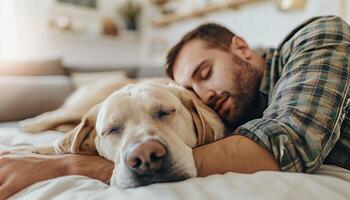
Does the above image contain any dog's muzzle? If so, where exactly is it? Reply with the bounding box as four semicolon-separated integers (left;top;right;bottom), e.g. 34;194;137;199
123;139;189;187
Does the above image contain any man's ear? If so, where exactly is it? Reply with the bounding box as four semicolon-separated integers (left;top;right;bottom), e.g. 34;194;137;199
168;84;224;146
53;105;100;154
230;36;252;60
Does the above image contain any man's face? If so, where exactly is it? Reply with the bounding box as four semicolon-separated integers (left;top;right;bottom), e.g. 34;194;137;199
172;39;259;127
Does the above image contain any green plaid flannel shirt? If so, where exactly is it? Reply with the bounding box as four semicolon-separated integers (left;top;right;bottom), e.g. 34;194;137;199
236;16;350;173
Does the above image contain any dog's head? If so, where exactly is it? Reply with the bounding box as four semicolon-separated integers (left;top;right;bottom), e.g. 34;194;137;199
58;82;225;188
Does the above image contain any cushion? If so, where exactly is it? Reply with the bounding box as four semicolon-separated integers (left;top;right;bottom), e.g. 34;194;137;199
70;70;127;87
0;58;68;76
136;66;166;78
0;75;74;122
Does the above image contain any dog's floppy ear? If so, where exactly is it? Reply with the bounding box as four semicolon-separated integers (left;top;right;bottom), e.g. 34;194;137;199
180;90;215;145
53;105;100;154
167;84;224;146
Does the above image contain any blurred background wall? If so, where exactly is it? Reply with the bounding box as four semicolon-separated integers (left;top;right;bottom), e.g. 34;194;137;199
0;0;348;69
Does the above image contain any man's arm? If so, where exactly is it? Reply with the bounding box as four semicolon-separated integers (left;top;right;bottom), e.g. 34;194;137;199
0;153;113;200
193;135;280;177
0;135;278;200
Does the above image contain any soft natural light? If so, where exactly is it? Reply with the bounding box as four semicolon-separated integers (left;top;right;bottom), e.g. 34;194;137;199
0;0;18;60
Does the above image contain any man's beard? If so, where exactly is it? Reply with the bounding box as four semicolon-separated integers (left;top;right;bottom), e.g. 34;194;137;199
218;55;260;128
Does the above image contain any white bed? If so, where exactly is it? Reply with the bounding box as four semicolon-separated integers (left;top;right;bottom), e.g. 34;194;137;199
1;122;350;200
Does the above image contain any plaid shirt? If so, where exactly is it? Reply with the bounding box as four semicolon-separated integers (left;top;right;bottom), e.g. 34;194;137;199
236;16;350;173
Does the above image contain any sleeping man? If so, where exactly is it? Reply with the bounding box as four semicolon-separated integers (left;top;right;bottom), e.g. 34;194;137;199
0;15;349;199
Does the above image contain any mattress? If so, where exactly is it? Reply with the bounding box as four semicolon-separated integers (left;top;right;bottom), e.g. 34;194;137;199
1;122;350;200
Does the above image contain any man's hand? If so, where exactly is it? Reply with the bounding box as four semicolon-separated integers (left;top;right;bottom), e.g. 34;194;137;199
0;152;114;200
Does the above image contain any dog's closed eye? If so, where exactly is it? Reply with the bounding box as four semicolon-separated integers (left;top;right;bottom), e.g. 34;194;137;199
157;108;176;119
106;126;124;135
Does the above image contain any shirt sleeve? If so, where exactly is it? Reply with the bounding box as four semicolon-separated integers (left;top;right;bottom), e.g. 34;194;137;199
236;16;350;173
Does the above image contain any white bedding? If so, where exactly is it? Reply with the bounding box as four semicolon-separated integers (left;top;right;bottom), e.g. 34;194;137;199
1;122;350;200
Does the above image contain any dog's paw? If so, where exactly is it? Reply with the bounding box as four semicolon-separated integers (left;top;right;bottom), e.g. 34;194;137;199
6;146;37;153
18;118;45;133
5;146;57;155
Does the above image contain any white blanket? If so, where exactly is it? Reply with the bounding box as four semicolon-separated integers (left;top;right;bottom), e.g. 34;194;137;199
1;123;350;200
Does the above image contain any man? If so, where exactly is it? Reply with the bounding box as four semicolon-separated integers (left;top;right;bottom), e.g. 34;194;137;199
0;15;349;199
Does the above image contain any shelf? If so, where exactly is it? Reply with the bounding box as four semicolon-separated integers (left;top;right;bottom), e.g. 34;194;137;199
48;29;140;44
152;0;268;27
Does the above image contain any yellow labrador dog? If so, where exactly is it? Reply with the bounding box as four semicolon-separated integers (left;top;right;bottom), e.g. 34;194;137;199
15;78;225;188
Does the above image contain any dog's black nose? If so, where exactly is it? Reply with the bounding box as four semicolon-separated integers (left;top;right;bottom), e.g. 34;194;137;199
125;140;168;176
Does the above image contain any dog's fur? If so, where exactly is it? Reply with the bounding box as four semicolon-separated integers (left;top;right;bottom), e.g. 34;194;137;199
15;77;226;188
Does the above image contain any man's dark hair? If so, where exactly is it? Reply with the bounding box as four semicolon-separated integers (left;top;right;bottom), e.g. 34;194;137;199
165;23;236;79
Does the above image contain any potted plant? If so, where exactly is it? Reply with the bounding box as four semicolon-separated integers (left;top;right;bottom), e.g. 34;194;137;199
118;0;142;31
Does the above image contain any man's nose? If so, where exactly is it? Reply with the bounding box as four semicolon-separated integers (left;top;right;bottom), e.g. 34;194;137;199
125;140;168;176
193;84;216;105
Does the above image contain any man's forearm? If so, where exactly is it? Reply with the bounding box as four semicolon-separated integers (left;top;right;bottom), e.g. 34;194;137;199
193;135;280;177
62;154;114;183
